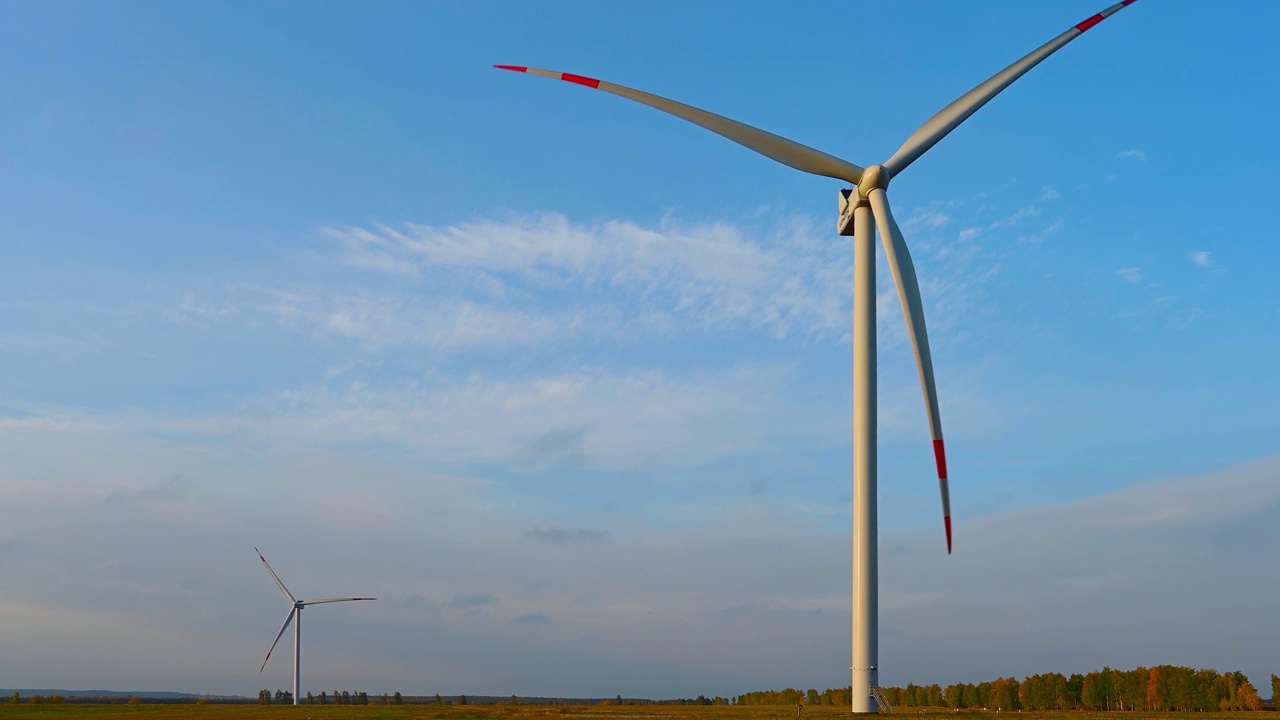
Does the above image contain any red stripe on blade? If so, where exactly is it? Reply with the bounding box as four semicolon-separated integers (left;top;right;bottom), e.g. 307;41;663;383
493;65;528;72
945;516;953;555
1122;0;1138;5
932;438;948;479
561;73;601;89
1076;14;1105;32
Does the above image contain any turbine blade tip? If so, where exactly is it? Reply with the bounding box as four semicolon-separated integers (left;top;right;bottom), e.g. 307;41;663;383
945;516;953;554
932;438;948;480
494;65;527;72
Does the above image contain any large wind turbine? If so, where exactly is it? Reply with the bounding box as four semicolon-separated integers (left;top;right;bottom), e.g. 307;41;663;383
496;1;1138;712
255;547;375;706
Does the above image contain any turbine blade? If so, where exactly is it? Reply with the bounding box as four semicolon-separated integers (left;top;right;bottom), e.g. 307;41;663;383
254;547;296;603
300;597;376;606
495;65;864;185
260;608;296;672
883;0;1140;177
866;189;952;554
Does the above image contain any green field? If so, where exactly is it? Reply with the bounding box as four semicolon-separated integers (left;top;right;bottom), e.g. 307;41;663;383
0;706;1272;720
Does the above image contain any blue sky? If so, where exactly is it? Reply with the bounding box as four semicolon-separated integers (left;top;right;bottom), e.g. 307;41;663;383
2;0;1279;699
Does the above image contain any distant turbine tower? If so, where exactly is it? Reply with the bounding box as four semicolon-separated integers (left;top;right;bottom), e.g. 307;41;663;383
496;0;1139;712
255;547;375;705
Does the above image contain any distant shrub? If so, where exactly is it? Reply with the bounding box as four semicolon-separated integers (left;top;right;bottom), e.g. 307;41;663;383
49;696;66;704
128;697;143;705
28;696;45;705
196;699;212;706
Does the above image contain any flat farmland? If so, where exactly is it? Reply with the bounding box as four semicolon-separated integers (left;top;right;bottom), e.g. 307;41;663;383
0;707;1271;720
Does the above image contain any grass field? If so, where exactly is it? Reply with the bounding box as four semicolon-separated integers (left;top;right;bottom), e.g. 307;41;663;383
0;706;1272;720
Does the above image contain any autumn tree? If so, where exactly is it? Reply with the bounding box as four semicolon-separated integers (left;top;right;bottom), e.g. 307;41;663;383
1272;675;1280;706
1239;680;1263;710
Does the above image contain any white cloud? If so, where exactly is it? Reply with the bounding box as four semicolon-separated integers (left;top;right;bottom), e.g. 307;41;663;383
1190;251;1216;269
1117;267;1144;284
321;214;854;343
1040;186;1062;200
196;363;841;471
988;206;1041;230
958;227;982;242
1117;149;1148;162
1019;218;1065;245
902;207;952;233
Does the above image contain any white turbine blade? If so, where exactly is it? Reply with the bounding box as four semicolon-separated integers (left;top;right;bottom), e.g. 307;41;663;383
883;0;1140;177
495;65;865;185
300;597;376;606
254;547;296;602
260;608;296;672
866;189;952;554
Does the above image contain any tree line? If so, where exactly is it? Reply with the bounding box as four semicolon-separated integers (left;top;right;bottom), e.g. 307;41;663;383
739;666;1275;711
256;690;404;705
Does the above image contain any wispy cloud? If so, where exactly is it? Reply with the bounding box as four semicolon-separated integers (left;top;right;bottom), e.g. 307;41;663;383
446;592;499;609
523;526;612;546
321;214;854;343
1117;149;1148;162
988;206;1041;230
1190;251;1216;270
1040;187;1061;201
1116;267;1144;284
1019;218;1064;245
508;611;553;626
104;474;192;505
213;363;836;470
902;206;952;233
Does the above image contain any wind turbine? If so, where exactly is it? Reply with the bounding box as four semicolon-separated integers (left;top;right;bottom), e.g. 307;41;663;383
496;1;1141;712
255;547;375;706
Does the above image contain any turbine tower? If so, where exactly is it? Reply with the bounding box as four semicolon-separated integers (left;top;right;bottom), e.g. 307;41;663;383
255;547;375;705
496;1;1139;712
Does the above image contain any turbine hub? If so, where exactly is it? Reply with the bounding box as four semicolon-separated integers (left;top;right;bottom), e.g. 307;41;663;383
856;164;890;196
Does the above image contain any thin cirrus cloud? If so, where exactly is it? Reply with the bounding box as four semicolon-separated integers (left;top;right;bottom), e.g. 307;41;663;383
1190;251;1217;269
1116;267;1144;284
523;526;612;546
322;213;853;342
219;363;831;470
1116;149;1148;162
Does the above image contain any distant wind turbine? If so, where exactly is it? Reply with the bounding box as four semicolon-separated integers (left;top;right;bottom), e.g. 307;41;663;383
496;0;1140;712
255;547;375;706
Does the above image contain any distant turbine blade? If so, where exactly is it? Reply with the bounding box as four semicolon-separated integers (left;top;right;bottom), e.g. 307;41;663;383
495;65;865;185
300;597;376;606
866;189;952;554
254;547;296;602
260;608;296;672
883;0;1140;177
